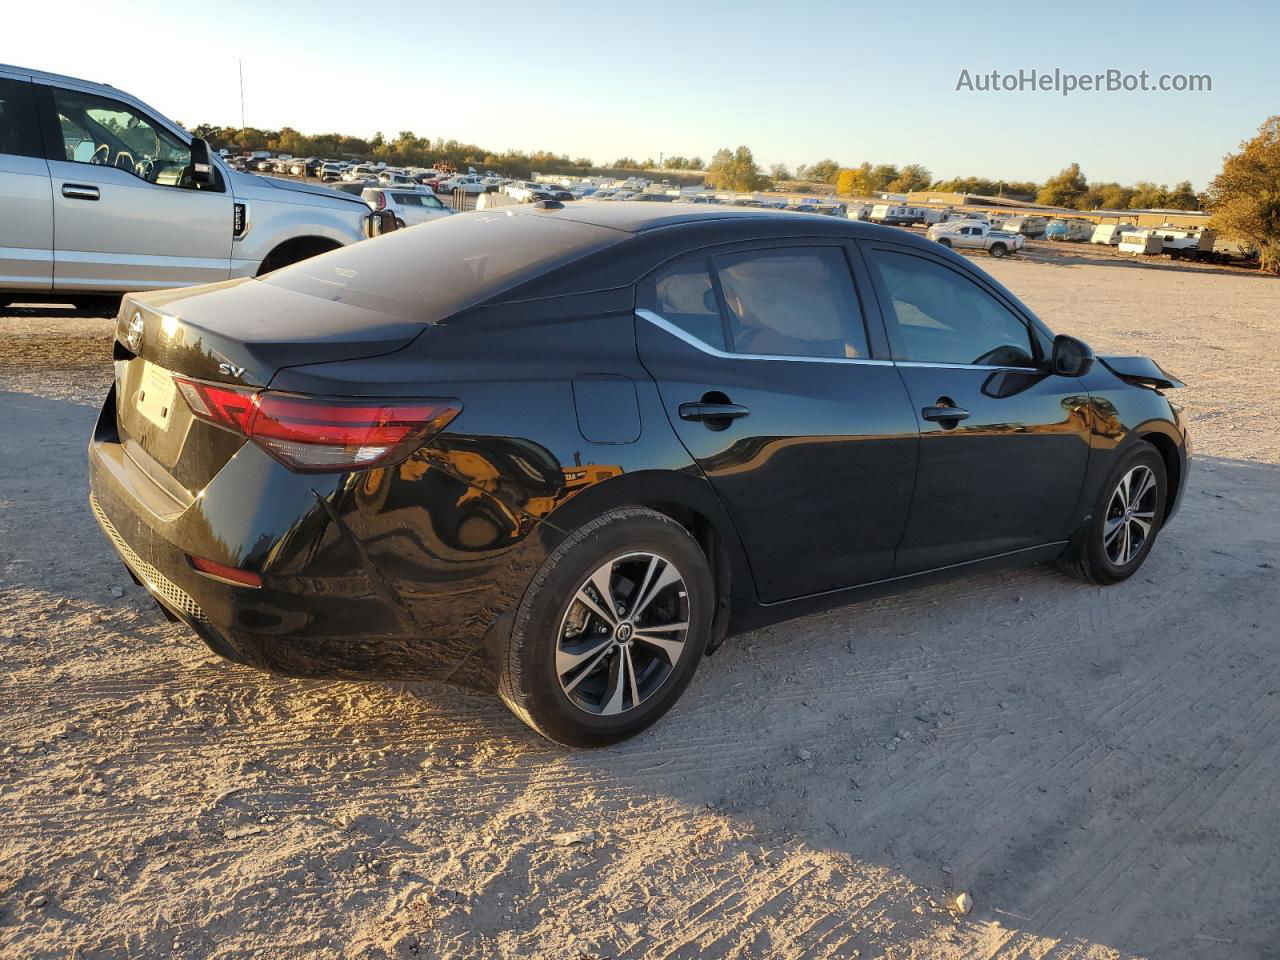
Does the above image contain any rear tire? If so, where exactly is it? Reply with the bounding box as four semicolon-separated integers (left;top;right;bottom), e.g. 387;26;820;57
498;507;713;747
990;243;1007;258
1059;441;1167;585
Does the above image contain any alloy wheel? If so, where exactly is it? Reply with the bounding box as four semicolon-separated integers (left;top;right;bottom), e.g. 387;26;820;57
555;552;690;716
1103;465;1158;566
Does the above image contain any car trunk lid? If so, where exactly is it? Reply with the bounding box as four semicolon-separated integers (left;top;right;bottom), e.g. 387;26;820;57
111;277;424;496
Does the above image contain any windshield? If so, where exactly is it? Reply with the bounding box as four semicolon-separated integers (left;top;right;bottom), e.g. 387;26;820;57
262;210;625;321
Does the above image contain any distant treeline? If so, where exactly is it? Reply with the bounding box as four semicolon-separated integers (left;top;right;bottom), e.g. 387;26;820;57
788;159;1202;211
190;123;1202;211
187;124;706;180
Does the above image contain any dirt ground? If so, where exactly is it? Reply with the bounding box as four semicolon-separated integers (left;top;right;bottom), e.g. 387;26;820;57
1;248;1278;960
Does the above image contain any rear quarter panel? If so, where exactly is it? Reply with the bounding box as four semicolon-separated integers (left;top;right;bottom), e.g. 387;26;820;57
270;304;749;687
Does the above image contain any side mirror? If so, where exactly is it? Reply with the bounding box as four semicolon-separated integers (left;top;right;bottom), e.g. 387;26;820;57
363;209;397;238
190;137;215;187
1051;334;1094;377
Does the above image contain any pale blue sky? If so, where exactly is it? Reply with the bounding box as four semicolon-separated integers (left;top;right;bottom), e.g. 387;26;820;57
4;0;1272;189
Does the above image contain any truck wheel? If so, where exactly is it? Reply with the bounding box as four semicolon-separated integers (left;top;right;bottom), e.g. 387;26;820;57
394;218;406;230
937;238;952;249
990;243;1007;258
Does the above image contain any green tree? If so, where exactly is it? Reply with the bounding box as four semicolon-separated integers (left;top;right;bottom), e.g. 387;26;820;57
1207;115;1280;272
887;163;932;192
1128;182;1169;209
868;164;900;192
1089;182;1135;209
706;146;767;191
770;162;793;182
1166;180;1199;210
1036;163;1088;207
799;158;841;183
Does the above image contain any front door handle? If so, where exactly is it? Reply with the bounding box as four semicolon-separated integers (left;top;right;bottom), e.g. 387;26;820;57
679;401;750;423
62;184;100;201
921;404;971;423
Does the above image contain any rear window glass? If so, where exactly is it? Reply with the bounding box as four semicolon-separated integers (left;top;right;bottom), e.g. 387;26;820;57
262;210;623;321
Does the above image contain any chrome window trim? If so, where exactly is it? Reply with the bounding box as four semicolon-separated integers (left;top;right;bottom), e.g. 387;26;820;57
635;308;894;367
896;360;1043;373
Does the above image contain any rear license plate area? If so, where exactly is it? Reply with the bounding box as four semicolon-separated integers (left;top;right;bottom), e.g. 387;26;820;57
136;361;177;430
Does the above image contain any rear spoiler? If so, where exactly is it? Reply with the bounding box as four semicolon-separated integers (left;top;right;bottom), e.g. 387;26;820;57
1098;355;1184;390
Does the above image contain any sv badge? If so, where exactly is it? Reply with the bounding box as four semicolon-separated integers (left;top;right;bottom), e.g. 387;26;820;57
218;362;247;379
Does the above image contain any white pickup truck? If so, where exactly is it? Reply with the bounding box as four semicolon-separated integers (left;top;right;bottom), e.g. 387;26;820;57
0;64;391;311
926;220;1025;258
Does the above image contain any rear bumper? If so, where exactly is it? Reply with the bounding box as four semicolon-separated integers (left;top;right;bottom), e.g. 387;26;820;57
87;389;528;690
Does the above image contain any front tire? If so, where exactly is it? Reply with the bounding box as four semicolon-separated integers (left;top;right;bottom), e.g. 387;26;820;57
1059;442;1167;585
499;507;713;746
938;238;952;249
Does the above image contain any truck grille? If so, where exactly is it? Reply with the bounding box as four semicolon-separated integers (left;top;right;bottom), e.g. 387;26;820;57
90;495;208;623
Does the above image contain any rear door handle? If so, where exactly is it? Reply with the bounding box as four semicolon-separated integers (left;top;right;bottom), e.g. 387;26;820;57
62;184;100;201
679;402;750;423
921;404;970;423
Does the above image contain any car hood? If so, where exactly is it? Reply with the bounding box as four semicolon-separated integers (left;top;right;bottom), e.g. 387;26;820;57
1098;355;1185;390
228;169;369;209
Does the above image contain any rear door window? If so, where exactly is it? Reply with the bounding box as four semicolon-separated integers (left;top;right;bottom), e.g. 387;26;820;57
640;257;727;350
0;77;40;157
714;247;869;359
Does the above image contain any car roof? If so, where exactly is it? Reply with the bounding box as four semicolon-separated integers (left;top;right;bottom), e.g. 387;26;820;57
498;200;904;238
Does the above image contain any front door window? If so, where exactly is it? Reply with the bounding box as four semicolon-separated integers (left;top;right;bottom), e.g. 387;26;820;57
51;88;194;188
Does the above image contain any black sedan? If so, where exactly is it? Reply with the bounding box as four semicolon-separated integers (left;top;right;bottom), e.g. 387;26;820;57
89;204;1189;746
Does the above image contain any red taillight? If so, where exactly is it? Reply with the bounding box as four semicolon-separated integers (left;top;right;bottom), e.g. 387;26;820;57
174;379;256;432
189;555;263;588
174;377;460;473
375;191;386;210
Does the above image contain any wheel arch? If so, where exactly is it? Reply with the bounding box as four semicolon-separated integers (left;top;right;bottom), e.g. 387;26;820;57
1137;428;1183;522
255;235;344;276
542;469;755;652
